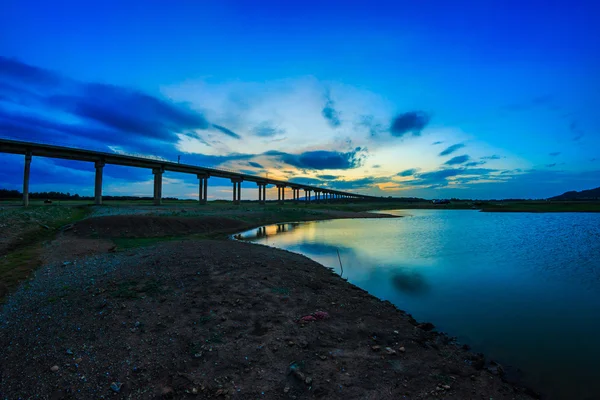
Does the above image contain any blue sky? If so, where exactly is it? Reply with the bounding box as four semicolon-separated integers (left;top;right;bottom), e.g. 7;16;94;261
1;0;599;199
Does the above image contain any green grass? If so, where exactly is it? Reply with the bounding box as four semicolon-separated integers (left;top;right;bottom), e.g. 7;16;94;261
480;201;600;213
0;205;92;298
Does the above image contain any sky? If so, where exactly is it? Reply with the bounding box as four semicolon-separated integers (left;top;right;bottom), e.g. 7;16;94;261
1;0;599;200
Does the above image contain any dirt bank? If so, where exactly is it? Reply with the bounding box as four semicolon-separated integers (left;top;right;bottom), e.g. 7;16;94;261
0;238;536;399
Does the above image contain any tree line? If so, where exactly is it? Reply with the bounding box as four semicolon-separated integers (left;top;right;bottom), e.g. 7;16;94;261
0;189;180;201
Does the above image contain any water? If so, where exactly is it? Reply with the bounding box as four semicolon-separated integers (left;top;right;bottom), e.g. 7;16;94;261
236;210;600;399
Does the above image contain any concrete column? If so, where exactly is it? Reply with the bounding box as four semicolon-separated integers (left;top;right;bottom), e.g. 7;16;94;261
94;160;105;205
152;168;163;205
262;185;266;203
232;180;237;204
237;181;242;204
281;186;285;203
257;183;262;203
23;152;32;207
197;174;208;204
203;177;208;203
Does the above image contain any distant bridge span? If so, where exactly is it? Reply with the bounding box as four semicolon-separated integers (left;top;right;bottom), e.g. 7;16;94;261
0;139;378;206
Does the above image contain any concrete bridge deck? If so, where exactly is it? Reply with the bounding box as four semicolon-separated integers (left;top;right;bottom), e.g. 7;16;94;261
0;138;376;206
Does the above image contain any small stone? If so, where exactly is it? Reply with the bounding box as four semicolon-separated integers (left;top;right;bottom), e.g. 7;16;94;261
288;341;295;346
75;358;82;363
50;365;59;372
371;345;381;352
66;349;73;355
399;346;406;352
442;385;451;390
162;386;173;395
385;347;397;355
193;352;203;359
319;355;327;361
305;376;312;385
284;386;290;393
393;330;399;334
191;387;199;395
110;382;122;393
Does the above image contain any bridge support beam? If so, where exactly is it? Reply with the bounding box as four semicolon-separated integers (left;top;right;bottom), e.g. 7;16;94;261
152;167;163;205
197;173;209;204
277;185;285;205
305;189;311;203
232;179;242;205
94;160;105;205
22;152;32;207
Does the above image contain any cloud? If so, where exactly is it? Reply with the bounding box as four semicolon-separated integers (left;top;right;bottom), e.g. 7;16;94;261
211;124;241;139
316;174;340;180
372;164;381;168
439;143;465;156
444;155;470;165
397;168;419;177
289;177;324;185
549;152;561;157
432;141;443;145
464;161;487;167
252;122;285;137
569;120;585;142
328;176;385;190
481;154;502;160
248;161;264;168
502;94;554;112
409;167;499;188
545;163;557;168
321;91;341;128
389;111;430;137
264;148;366;170
358;115;386;138
0;57;239;159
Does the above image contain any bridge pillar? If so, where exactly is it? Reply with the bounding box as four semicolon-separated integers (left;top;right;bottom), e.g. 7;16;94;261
197;173;209;204
22;152;32;207
277;185;285;204
262;184;266;204
94;160;105;205
231;179;242;205
305;189;311;203
152;167;163;205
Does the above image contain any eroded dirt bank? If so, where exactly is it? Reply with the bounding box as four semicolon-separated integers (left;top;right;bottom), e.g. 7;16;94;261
0;237;537;399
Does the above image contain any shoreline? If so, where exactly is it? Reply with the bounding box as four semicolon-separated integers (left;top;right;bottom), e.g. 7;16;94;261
0;206;541;399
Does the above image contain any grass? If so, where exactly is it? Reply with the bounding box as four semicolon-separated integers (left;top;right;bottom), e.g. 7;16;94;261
480;201;600;212
0;205;92;298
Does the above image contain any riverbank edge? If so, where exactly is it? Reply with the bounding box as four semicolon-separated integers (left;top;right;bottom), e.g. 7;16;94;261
226;211;543;399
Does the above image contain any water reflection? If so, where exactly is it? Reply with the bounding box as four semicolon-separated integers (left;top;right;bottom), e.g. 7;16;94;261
235;210;600;400
391;269;430;295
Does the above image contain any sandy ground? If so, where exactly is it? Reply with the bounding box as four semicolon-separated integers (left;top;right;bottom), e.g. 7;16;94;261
0;211;539;399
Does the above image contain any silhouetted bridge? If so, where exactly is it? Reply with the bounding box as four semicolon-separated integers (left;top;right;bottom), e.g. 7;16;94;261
0;139;378;206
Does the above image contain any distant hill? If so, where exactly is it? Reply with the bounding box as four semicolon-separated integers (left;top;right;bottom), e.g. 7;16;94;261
549;186;600;201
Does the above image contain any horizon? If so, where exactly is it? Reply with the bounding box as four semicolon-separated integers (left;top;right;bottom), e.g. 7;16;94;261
1;1;599;200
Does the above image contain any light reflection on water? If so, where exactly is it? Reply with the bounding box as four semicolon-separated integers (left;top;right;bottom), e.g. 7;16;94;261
236;210;600;400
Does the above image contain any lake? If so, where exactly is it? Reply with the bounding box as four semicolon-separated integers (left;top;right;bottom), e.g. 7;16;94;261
235;209;600;400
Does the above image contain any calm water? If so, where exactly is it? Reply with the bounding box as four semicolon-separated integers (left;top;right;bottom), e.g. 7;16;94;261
236;210;600;399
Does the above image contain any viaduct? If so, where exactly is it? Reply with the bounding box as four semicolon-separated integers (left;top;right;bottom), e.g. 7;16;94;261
0;139;377;206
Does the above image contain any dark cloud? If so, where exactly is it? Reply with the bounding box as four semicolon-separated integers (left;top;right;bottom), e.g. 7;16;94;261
397;168;419;177
264;148;366;170
432;141;443;145
248;161;264;169
321;92;341;128
289;177;324;186
252;122;285;137
481;154;502;160
444;155;470;165
549;152;561;157
0;57;238;159
546;163;557;168
328;176;385;190
211;124;241;139
390;111;430;137
316;174;340;180
439;143;465;156
411;167;498;187
464;161;487;167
